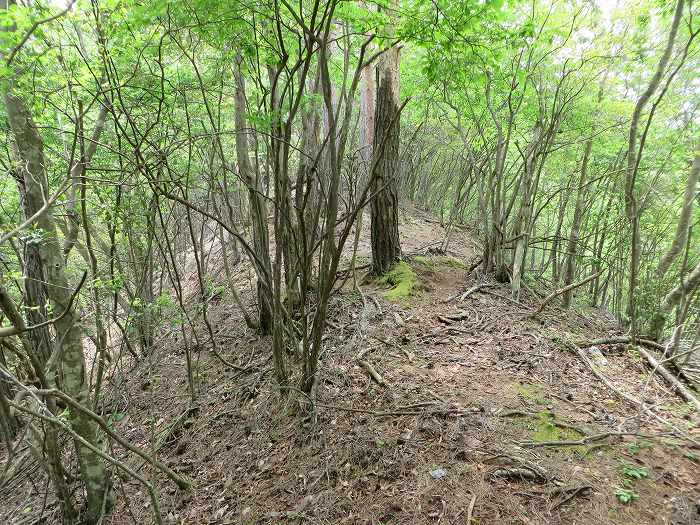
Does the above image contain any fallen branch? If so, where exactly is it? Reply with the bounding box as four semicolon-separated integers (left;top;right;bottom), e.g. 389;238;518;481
356;347;387;386
636;346;700;413
466;494;477;524
486;453;548;482
526;272;600;319
550;486;592;511
578;336;664;351
579;336;696;388
466;256;483;275
437;310;470;324
563;339;700;447
443;278;490;303
460;283;492;301
519;430;671;448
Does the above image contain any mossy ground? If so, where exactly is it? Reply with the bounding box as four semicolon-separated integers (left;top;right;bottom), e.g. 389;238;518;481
515;382;550;405
377;261;419;301
530;411;583;444
376;255;470;302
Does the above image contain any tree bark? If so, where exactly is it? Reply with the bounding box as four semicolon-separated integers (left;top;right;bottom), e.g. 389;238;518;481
4;86;113;523
370;3;402;275
624;0;685;335
233;54;274;334
655;136;700;279
562;137;593;307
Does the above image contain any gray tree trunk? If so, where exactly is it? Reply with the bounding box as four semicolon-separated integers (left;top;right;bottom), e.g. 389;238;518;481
4;87;113;523
562;137;593;307
233;54;274;334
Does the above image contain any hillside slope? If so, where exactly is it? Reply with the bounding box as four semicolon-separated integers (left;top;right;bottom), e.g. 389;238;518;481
2;207;698;525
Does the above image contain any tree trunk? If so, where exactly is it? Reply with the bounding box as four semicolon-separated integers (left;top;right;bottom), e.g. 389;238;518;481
233;54;274;334
4;87;113;522
624;0;685;336
562;137;593;307
655;136;699;279
370;4;401;275
511;122;542;299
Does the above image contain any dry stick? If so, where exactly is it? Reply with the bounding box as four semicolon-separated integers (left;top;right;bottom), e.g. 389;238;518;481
466;494;477;523
33;389;191;489
527;271;600;319
636;346;700;412
550;486;591;511
9;400;163;525
659;344;700;365
356;347;387;386
460;283;493;301
519;430;671;448
566;341;700;447
466;256;483;275
580;336;695;385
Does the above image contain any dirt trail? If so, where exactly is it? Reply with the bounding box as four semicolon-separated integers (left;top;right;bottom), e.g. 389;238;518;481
1;206;698;524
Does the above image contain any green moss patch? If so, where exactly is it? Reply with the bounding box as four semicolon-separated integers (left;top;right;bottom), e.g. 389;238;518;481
531;411;582;443
377;261;419;301
507;408;586;454
515;383;549;406
437;255;469;269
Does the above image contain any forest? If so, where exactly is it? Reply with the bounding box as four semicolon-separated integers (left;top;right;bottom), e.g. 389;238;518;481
0;0;699;523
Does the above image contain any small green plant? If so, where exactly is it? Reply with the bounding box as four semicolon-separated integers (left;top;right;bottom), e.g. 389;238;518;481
626;440;652;455
621;463;649;481
615;487;638;504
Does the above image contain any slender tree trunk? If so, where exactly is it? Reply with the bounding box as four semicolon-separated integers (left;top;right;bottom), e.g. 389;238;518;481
655;136;699;279
624;0;685;335
562;137;593;307
351;47;376;280
233;54;274;335
653;259;700;337
512;122;542;299
550;190;570;283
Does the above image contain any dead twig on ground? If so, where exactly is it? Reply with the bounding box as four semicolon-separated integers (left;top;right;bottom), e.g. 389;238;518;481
577;336;664;351
549;486;592;511
460;283;493;301
466;494;477;523
518;430;674;448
